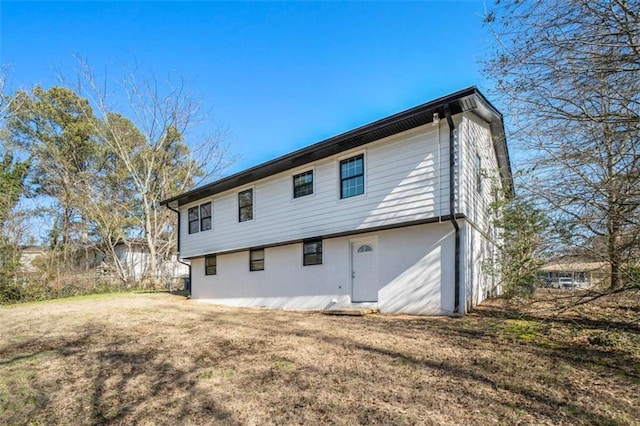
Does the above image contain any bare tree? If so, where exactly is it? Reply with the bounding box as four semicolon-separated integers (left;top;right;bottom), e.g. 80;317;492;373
76;61;230;286
483;0;640;292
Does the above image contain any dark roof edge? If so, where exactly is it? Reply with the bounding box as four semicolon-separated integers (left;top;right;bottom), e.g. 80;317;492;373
162;86;512;206
469;90;514;197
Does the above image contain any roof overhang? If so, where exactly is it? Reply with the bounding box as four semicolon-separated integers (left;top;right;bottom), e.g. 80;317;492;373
161;86;513;207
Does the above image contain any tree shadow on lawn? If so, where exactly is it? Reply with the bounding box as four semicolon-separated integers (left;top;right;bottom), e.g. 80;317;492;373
86;347;239;425
153;300;640;422
0;319;241;425
5;297;636;425
474;302;640;334
469;300;640;380
200;309;639;425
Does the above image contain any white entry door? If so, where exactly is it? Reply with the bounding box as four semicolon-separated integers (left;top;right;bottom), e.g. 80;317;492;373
351;239;378;302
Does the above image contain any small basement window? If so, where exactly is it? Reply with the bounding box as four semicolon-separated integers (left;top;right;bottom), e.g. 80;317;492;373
303;239;322;266
205;254;217;275
250;248;264;271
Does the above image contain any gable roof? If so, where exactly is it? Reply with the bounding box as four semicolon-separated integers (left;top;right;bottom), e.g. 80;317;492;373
161;86;512;208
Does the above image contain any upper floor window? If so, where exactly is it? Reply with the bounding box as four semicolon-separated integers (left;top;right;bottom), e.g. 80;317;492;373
200;202;212;231
188;202;212;234
188;206;199;234
250;248;264;271
340;154;364;199
205;254;217;275
475;154;482;193
293;170;313;198
303;239;322;266
238;189;253;222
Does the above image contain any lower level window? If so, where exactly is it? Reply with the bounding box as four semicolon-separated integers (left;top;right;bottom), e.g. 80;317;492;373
205;255;217;275
303;240;323;266
250;249;264;271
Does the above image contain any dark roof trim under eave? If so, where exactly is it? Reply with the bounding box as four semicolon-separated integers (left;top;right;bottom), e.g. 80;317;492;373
161;86;512;207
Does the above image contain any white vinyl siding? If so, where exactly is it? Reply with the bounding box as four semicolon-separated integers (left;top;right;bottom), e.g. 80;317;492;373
180;123;451;258
458;113;501;232
456;114;504;312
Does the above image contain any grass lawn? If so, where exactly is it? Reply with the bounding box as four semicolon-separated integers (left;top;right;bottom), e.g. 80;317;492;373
1;290;639;425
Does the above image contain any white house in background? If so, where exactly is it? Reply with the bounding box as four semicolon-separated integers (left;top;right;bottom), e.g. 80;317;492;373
540;260;609;289
18;246;47;273
92;240;189;282
161;87;512;315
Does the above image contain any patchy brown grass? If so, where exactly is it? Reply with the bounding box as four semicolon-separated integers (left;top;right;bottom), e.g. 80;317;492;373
1;290;639;425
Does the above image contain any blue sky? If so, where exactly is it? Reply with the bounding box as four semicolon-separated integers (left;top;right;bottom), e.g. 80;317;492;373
1;1;493;175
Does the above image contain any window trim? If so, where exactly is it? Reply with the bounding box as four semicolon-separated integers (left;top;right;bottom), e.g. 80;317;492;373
292;169;314;199
205;254;217;276
188;206;199;234
339;153;365;199
238;188;254;223
200;202;212;231
303;239;323;266
249;248;264;271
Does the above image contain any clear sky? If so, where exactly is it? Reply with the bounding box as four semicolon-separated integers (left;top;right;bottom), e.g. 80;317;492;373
1;1;493;175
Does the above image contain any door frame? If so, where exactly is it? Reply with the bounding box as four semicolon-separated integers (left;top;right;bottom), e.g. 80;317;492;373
350;236;379;302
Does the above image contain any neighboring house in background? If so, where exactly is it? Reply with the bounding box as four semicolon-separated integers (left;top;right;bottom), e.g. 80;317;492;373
18;246;47;273
17;242;188;286
540;261;610;289
92;240;190;282
161;87;512;315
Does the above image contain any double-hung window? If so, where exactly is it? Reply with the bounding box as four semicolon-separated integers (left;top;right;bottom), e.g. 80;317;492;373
303;239;322;266
475;154;482;193
205;255;217;275
200;202;212;231
238;189;253;222
188;207;199;234
293;170;313;198
188;202;212;234
340;154;364;199
250;249;264;271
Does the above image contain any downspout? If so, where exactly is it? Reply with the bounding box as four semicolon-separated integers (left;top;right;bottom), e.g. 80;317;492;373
444;104;461;315
166;203;191;295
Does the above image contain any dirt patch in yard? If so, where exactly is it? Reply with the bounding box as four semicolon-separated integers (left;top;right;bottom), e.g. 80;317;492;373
1;290;639;425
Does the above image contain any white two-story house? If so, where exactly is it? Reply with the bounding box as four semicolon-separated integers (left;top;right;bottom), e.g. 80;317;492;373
161;87;512;315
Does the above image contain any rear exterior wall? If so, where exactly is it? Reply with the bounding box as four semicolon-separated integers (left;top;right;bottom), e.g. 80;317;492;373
190;222;456;315
179;121;452;258
179;109;504;315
